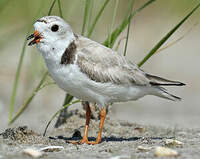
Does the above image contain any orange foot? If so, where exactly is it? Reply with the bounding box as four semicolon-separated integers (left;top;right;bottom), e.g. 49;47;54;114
66;138;101;145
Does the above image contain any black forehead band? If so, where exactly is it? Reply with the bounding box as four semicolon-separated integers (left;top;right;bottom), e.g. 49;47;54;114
36;19;47;24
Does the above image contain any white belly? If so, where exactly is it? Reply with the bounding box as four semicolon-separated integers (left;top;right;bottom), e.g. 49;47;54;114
47;63;147;107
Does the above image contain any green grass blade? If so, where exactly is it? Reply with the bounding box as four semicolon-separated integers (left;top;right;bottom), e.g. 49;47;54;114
81;0;91;35
43;99;81;136
63;94;74;105
54;93;74;128
9;71;49;124
156;22;198;54
9;0;59;124
48;0;57;16
9;1;47;122
57;0;63;18
61;93;74;111
135;0;156;13
104;0;156;48
9;34;29;122
87;0;110;37
123;0;135;56
124;0;135;19
87;0;94;32
114;37;126;51
108;0;119;48
123;22;131;56
138;2;200;67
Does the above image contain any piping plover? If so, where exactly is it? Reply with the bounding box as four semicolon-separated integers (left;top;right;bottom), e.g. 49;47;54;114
27;16;185;144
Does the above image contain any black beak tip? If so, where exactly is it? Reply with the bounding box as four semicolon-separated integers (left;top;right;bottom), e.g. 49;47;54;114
27;34;34;41
28;41;35;46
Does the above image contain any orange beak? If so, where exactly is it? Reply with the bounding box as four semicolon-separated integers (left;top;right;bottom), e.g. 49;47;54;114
27;30;42;46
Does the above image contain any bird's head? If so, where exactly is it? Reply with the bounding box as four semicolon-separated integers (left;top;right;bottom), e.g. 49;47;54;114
27;16;75;54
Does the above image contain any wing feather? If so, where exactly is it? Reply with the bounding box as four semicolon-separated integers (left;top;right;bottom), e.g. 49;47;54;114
75;36;150;86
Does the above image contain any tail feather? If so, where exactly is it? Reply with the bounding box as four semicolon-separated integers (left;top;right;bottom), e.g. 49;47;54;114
155;87;181;101
146;74;185;86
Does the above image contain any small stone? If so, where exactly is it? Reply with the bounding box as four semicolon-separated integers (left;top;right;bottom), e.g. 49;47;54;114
109;155;129;159
23;148;42;158
72;129;82;138
40;146;64;152
134;127;146;133
165;139;184;146
137;145;152;152
154;146;179;157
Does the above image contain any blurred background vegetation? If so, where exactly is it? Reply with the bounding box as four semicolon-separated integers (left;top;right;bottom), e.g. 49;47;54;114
0;0;200;132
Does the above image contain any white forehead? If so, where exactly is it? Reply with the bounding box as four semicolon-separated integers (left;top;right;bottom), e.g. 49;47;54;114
36;16;65;24
33;16;72;33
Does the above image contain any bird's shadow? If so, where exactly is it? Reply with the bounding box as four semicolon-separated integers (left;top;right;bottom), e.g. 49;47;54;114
49;135;174;143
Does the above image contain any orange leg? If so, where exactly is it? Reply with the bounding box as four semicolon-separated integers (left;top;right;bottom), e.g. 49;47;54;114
88;107;106;144
67;105;106;145
67;101;91;144
80;102;91;144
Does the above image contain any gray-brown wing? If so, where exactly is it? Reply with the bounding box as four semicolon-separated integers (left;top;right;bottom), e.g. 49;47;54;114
75;36;150;85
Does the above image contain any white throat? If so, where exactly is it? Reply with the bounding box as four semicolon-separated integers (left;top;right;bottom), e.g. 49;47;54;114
37;32;75;68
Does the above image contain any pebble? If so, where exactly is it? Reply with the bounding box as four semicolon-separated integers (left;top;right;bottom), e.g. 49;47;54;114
154;146;179;157
165;139;184;146
23;148;42;158
134;127;146;133
137;145;152;152
40;146;64;152
109;155;130;159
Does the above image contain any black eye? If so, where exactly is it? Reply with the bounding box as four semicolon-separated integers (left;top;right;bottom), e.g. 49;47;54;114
51;24;59;32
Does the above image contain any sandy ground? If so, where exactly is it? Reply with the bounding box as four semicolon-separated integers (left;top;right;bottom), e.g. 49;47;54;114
0;109;200;159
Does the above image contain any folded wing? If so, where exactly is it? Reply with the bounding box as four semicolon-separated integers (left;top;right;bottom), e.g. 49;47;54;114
75;36;150;85
75;35;185;87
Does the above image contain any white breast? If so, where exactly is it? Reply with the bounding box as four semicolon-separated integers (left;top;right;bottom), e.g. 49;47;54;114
46;63;105;105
